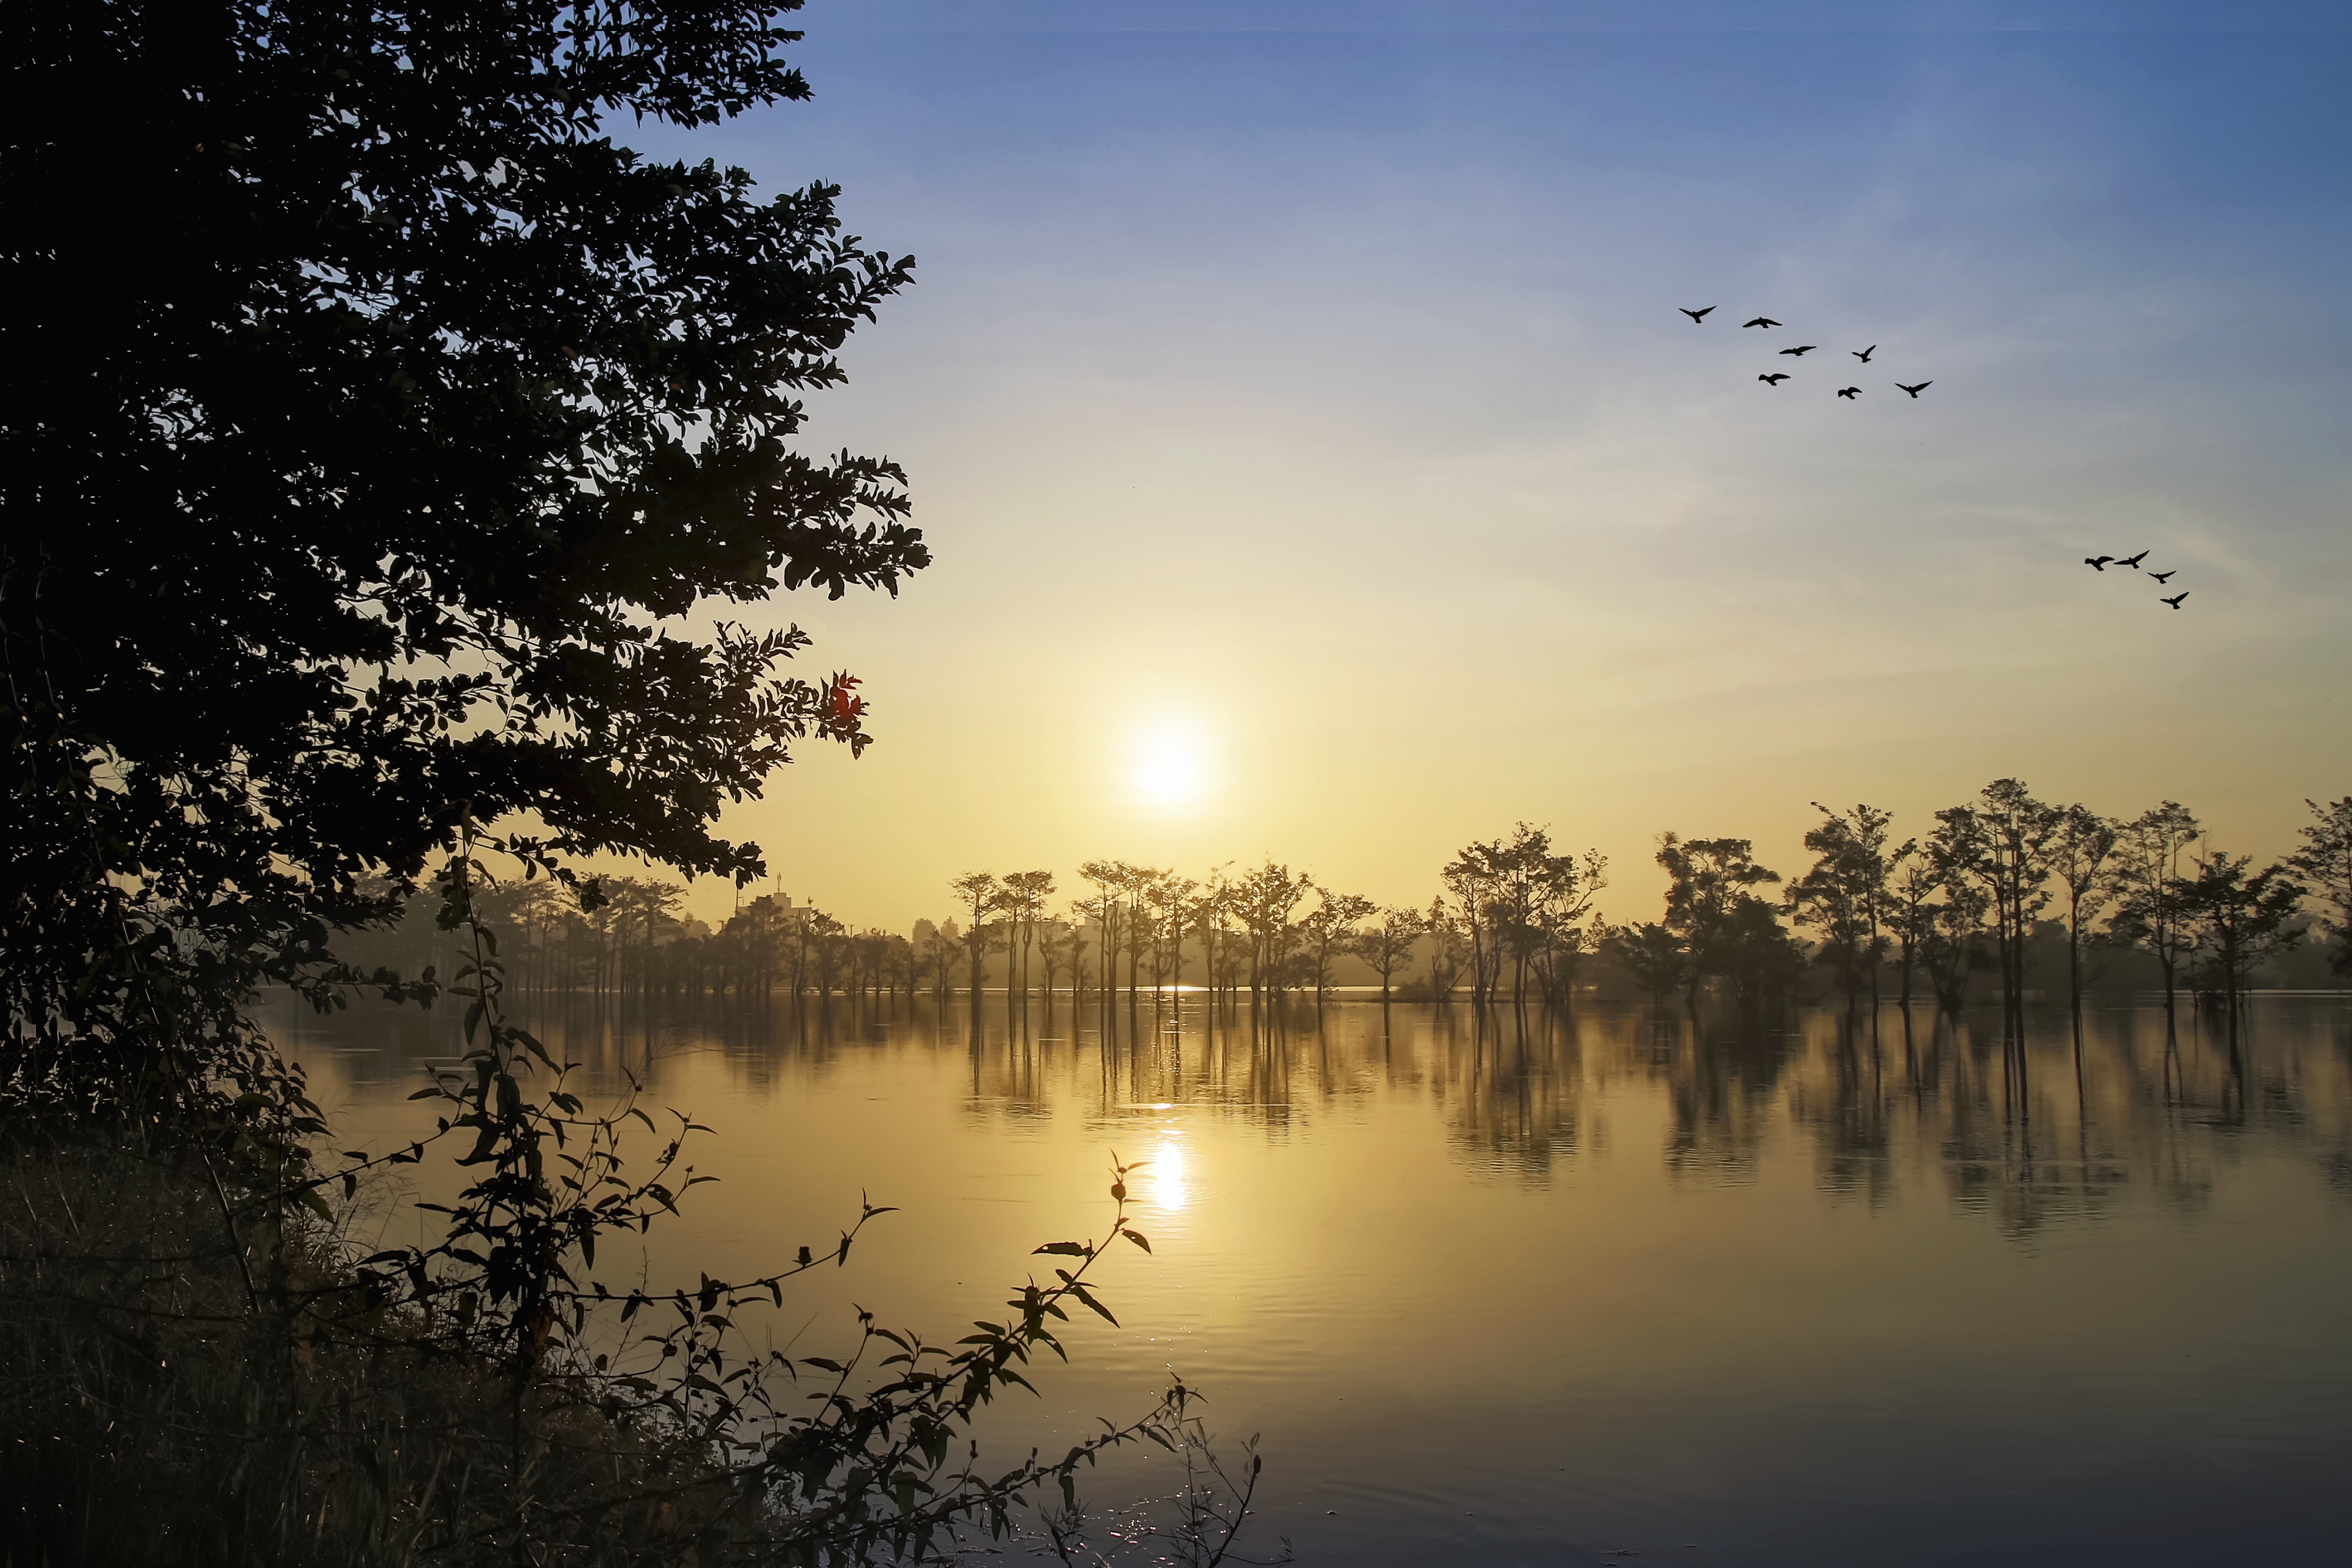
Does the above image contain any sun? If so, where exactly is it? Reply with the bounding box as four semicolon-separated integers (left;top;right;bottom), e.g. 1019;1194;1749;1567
1127;717;1213;812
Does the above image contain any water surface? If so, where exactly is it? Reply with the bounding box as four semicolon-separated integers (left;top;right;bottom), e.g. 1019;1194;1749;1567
278;992;2352;1566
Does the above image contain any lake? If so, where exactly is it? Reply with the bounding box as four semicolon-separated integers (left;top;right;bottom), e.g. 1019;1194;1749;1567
274;989;2352;1567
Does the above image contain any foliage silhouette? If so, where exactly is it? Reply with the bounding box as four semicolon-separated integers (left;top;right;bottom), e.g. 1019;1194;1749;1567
1787;804;1899;1011
1657;833;1792;1011
0;7;1281;1562
2292;797;2352;974
2174;850;2304;1028
2110;803;2204;1017
4;0;920;1121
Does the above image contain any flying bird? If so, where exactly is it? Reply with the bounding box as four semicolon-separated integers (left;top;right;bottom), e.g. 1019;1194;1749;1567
1896;382;1932;397
2084;556;2114;571
1779;345;1819;356
1679;306;1716;323
2117;550;2149;569
1852;346;1877;363
2149;569;2176;584
1758;373;1790;385
1743;317;1781;328
1836;387;1860;399
2160;592;2189;609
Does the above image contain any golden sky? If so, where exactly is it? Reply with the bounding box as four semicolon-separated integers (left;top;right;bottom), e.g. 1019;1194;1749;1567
630;9;2350;933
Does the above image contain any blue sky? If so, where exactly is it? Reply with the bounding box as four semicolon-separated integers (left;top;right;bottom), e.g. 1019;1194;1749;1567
630;2;2352;925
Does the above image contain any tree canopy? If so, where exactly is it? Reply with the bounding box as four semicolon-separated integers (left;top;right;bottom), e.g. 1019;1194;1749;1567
2;0;923;1109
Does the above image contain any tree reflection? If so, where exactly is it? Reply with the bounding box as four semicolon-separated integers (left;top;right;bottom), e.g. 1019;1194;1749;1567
290;989;2352;1242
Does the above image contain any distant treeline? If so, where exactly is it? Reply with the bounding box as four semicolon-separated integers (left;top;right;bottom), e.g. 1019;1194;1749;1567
336;783;2351;1020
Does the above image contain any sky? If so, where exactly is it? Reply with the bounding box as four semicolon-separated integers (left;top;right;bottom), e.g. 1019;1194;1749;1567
624;1;2351;933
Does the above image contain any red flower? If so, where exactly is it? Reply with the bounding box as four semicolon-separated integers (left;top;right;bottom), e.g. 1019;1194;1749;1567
827;673;866;730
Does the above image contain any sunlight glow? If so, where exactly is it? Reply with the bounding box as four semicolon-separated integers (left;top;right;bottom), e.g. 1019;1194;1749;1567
1149;1134;1191;1213
1127;717;1213;811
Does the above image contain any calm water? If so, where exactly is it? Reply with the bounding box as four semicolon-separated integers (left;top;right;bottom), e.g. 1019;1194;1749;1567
275;991;2352;1566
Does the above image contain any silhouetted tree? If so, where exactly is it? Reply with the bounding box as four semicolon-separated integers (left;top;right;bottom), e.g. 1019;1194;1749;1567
1037;921;1073;1001
1657;833;1785;1011
806;909;848;1001
1422;896;1468;1003
1933;780;2062;1043
2049;805;2120;1024
1441;837;1509;1005
1475;825;1609;1009
1604;922;1689;1008
2109;802;2202;1018
1118;865;1167;1005
1069;927;1093;1005
1193;870;1237;1014
1301;888;1374;1007
1786;804;1896;1011
4;0;919;1116
1145;872;1198;999
1919;875;1992;1014
921;925;960;1004
1715;895;1807;1008
1076;860;1137;1011
1886;847;1942;1009
2175;851;2305;1030
1354;907;1427;1002
1001;869;1055;1011
2291;797;2352;975
1231;860;1311;1007
948;872;1002;1012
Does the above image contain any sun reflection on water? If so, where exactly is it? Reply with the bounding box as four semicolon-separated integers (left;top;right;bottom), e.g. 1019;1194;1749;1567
1148;1133;1191;1213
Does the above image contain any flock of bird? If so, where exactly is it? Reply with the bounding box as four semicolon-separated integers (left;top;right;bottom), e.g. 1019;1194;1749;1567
1679;303;2191;611
2085;549;2189;609
1677;305;1930;399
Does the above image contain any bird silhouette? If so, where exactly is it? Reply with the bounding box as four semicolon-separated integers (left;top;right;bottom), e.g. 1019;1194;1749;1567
2116;550;2149;569
1836;387;1860;399
1852;345;1877;363
1896;382;1932;397
2161;592;2189;609
2084;556;2114;571
1779;345;1819;356
2149;569;2176;584
1758;373;1790;385
1743;317;1781;329
1680;306;1716;323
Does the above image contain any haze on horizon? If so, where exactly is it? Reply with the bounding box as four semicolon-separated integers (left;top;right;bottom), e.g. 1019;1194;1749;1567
632;1;2350;932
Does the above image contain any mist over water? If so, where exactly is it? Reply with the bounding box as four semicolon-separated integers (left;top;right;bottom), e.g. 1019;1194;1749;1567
283;992;2352;1567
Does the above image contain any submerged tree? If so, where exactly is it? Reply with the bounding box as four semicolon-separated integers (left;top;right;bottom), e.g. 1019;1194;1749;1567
1353;906;1428;1003
2174;851;2305;1028
1932;780;2062;1044
1603;922;1690;1009
1656;833;1788;1010
1230;860;1312;1007
2291;797;2352;975
1885;847;1943;1009
1074;862;1130;1011
2109;802;2203;1018
1001;869;1057;1010
1441;823;1604;1007
1145;871;1199;999
2049;804;2121;1024
1300;888;1375;1007
1422;896;1469;1003
1786;803;1898;1011
948;872;1004;1012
